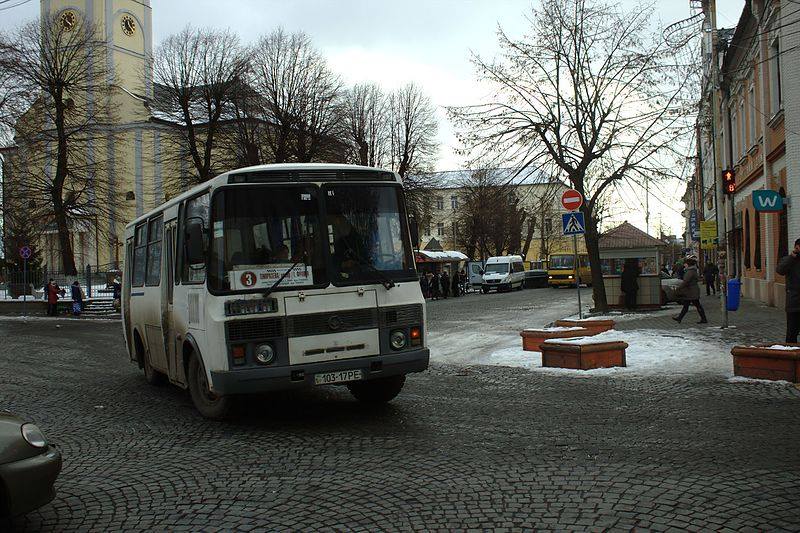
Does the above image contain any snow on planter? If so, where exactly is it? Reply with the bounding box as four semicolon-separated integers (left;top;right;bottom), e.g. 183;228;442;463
541;337;628;370
519;326;592;352
554;318;615;335
731;344;800;383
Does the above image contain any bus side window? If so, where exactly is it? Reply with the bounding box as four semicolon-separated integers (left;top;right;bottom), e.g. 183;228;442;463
132;223;148;287
182;192;210;283
145;215;164;286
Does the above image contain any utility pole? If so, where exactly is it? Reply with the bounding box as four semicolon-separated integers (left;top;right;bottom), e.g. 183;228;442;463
707;0;729;328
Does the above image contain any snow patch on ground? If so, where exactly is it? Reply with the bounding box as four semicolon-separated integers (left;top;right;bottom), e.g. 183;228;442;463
727;376;794;386
453;327;738;378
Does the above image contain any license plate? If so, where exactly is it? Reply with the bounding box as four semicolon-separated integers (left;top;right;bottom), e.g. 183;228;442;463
314;369;364;385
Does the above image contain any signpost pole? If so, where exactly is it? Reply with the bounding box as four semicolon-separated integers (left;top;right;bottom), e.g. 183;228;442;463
22;256;27;317
573;234;582;319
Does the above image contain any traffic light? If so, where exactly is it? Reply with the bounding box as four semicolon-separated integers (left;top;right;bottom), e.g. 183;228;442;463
722;169;736;195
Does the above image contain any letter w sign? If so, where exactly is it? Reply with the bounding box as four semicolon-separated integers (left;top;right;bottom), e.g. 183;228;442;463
752;190;783;213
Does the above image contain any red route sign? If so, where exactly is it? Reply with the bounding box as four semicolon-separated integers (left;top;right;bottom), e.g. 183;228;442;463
561;189;583;211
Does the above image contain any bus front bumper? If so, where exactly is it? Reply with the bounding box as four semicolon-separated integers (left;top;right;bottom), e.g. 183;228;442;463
209;348;430;395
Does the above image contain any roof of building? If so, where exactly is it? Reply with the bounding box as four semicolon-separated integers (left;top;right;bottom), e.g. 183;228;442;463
599;222;666;250
413;167;563;189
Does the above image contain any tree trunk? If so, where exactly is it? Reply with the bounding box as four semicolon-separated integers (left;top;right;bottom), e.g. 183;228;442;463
582;204;607;312
53;100;77;276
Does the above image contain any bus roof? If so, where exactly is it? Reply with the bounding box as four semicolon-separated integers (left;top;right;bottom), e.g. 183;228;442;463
125;163;400;229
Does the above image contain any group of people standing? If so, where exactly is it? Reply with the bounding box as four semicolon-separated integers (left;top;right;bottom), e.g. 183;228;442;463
420;269;467;300
43;279;85;317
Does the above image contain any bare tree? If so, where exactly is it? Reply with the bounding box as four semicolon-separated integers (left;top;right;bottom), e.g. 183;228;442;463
520;181;563;260
343;83;388;167
251;29;345;164
153;26;249;185
454;169;527;260
388;83;439;218
449;0;695;311
1;15;119;274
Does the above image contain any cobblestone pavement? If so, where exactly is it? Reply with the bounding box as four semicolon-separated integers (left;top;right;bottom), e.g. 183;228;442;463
2;290;800;531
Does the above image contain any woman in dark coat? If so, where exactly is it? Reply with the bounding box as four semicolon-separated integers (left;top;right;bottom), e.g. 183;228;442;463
620;259;640;310
451;269;460;297
440;271;450;299
673;257;708;324
430;273;441;300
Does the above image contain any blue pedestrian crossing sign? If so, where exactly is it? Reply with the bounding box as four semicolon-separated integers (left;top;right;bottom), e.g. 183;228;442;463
562;212;585;236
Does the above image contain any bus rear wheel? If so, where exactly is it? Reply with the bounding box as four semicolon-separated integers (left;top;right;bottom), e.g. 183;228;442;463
347;375;406;404
188;355;233;420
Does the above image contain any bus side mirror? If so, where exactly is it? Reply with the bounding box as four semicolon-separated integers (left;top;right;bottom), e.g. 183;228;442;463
185;219;206;267
409;218;420;249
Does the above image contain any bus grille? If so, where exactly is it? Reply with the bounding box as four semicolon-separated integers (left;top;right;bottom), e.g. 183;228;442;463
380;305;423;327
227;318;284;341
286;308;379;337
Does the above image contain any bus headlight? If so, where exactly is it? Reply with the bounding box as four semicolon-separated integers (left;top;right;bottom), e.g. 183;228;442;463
568;275;574;279
255;344;275;364
390;330;407;350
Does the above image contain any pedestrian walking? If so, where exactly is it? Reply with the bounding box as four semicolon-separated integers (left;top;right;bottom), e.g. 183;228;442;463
430;272;441;300
672;256;708;324
673;260;685;280
459;269;468;293
45;279;62;316
776;238;800;343
440;270;450;299
419;273;429;299
451;269;460;297
703;261;719;296
111;277;122;311
620;259;640;310
70;280;85;316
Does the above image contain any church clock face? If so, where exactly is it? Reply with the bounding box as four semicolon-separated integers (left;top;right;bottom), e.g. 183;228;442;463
121;15;136;36
59;10;77;31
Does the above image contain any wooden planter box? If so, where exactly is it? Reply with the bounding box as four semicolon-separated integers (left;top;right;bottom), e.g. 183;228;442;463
541;339;628;370
519;327;592;352
731;344;800;383
554;319;615;335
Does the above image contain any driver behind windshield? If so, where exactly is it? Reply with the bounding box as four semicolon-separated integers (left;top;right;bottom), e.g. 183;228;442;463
330;215;370;276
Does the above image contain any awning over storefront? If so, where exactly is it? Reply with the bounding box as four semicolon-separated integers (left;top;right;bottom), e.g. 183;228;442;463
415;250;469;263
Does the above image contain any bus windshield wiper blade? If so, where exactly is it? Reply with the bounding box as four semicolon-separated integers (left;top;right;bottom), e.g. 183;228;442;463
357;259;395;290
262;257;305;299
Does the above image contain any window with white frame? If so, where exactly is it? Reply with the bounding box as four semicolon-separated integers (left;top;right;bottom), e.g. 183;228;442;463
748;84;756;144
739;100;745;156
770;36;782;115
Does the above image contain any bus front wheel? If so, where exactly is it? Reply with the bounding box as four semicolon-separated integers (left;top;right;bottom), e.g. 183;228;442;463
188;355;233;420
347;375;405;404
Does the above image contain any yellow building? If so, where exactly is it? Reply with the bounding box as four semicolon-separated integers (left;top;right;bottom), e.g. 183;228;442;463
2;0;185;271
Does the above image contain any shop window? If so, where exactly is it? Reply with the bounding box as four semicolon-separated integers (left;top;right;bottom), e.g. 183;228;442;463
779;187;788;261
754;210;762;270
744;210;751;269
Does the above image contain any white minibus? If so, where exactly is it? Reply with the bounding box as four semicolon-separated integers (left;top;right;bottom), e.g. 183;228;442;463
481;255;525;292
122;164;429;418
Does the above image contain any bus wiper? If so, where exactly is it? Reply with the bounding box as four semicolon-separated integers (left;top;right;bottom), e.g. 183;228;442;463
357;258;395;290
262;255;306;299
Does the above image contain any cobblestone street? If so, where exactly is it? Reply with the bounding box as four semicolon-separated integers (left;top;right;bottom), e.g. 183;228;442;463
3;289;800;531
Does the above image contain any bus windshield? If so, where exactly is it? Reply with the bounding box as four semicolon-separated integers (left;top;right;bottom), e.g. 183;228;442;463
209;186;327;292
550;255;575;269
208;183;415;293
325;184;415;285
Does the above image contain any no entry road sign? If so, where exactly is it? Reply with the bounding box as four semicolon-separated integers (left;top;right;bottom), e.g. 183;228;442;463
561;189;583;211
562;212;586;236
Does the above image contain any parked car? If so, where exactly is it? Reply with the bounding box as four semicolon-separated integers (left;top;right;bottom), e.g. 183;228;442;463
481;255;526;293
0;412;61;518
660;276;683;304
524;268;549;288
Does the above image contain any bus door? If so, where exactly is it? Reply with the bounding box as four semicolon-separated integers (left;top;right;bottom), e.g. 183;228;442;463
123;237;134;363
162;222;177;380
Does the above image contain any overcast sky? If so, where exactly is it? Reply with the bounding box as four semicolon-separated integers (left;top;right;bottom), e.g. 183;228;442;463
1;0;746;235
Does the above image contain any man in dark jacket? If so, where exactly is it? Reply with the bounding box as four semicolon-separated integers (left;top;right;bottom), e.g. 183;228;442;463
703;261;719;295
672;257;708;324
620;259;640;310
776;238;800;343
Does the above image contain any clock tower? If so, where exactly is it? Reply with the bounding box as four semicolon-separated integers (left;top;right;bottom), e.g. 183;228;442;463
43;0;153;98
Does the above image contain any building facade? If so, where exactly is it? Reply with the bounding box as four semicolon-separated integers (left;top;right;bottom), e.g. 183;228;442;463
690;0;797;307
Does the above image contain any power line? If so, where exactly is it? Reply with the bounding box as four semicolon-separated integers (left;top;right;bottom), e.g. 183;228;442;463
0;0;32;11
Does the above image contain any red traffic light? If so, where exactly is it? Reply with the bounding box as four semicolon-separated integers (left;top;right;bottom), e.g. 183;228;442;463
722;169;736;195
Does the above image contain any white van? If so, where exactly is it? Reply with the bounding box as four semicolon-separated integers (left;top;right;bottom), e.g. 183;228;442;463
481;255;525;293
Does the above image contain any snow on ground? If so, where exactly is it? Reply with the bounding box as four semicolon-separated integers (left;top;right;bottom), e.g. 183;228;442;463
432;325;746;379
